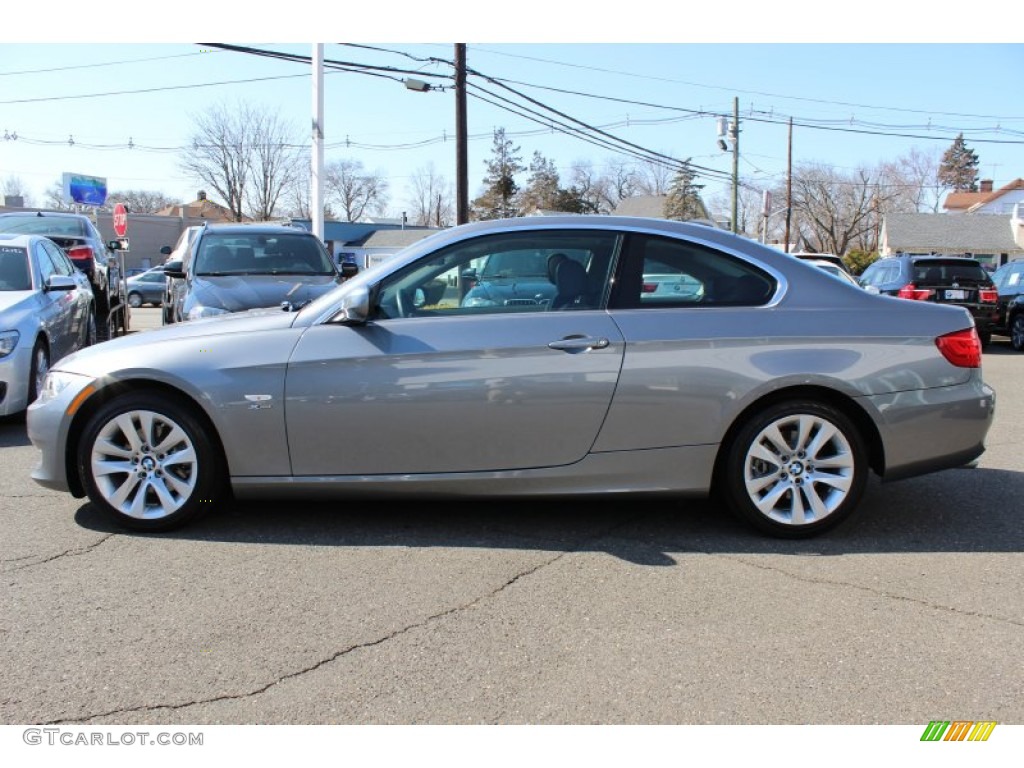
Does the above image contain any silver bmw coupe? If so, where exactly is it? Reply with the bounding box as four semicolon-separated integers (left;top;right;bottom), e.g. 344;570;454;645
27;217;995;537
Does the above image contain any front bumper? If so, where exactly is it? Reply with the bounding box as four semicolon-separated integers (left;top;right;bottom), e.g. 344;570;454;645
26;372;96;495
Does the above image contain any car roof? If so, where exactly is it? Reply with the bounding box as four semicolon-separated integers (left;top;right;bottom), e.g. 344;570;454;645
199;223;314;236
0;232;39;245
0;210;92;221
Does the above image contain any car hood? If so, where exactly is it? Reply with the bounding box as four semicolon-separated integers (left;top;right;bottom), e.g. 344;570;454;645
0;291;36;319
50;307;299;377
189;274;340;312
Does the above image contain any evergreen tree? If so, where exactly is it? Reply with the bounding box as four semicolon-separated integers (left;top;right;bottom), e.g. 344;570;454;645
938;133;980;192
519;151;561;212
471;128;525;220
662;162;706;221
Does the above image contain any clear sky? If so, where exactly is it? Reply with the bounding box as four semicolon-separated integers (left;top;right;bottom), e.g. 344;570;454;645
2;3;1021;218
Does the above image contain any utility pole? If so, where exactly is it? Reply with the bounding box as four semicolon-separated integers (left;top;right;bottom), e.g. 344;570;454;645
733;97;741;234
455;44;469;225
311;44;325;241
784;116;792;253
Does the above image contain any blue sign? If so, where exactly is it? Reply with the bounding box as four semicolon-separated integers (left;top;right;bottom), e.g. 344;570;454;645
62;173;108;206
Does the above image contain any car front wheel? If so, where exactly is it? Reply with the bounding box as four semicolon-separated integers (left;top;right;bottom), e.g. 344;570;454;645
721;400;867;538
78;393;224;531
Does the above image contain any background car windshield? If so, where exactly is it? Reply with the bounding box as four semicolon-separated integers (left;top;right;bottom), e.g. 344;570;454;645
912;260;990;285
195;234;334;276
0;215;87;237
0;248;32;291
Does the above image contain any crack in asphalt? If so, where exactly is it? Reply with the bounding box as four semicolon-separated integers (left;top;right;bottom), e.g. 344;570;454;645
2;534;116;572
46;517;642;725
716;553;1024;629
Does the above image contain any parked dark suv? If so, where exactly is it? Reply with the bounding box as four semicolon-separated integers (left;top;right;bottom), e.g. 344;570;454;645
990;259;1024;350
858;254;998;346
164;223;342;322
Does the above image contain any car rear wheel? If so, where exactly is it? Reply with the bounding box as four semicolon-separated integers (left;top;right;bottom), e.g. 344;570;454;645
78;393;224;531
721;400;867;538
1011;315;1024;351
128;292;143;308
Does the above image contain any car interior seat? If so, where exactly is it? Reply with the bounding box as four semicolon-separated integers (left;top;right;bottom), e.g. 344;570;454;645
551;259;589;310
202;245;233;273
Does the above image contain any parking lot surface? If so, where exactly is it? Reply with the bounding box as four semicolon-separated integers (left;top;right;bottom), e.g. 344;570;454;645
1;308;1022;725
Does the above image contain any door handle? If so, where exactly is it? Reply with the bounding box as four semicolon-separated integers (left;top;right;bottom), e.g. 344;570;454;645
548;335;610;352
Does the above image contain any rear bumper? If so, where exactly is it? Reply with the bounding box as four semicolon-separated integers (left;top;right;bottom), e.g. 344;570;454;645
864;375;995;481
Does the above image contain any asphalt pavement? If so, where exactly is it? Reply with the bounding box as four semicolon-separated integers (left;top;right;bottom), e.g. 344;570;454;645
1;309;1021;726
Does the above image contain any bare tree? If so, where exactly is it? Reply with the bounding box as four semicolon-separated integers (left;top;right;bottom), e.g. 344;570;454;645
44;180;74;211
407;163;453;227
180;101;301;222
633;157;675;196
2;175;34;207
108;190;180;214
789;162;880;254
709;184;765;238
180;102;251;221
325;159;389;222
877;146;943;214
246;110;303;221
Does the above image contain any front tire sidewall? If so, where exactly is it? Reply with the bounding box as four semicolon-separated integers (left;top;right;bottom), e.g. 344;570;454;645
78;393;223;531
721;400;867;538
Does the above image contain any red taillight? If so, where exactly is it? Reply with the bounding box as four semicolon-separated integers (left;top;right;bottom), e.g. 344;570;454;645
641;283;657;293
897;283;932;300
935;328;982;368
66;245;95;261
978;288;997;303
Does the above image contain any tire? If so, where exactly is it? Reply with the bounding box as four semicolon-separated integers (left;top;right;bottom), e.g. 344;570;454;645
27;339;50;407
83;310;97;348
1011;314;1024;352
128;292;143;308
720;400;867;538
78;392;225;531
978;330;991;348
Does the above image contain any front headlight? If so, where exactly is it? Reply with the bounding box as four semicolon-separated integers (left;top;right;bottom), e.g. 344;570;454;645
0;330;20;358
187;305;230;321
36;370;93;407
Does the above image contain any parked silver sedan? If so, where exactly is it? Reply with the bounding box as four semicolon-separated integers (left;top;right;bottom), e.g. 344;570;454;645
1;233;95;416
27;217;995;537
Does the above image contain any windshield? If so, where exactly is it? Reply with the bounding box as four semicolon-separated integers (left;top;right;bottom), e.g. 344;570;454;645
194;232;336;276
912;260;991;286
0;248;32;291
0;215;87;237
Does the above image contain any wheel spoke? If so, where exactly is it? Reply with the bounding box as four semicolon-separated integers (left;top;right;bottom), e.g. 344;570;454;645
94;438;132;459
163;445;196;468
153;426;188;455
109;473;141;509
114;414;143;452
92;459;134;477
149;477;179;512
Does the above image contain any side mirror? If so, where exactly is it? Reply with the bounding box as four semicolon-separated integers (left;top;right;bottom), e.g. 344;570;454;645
340;262;359;280
160;245;172;256
333;285;370;325
46;275;77;292
163;261;185;280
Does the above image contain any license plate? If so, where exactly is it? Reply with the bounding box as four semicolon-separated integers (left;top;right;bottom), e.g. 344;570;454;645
945;289;966;300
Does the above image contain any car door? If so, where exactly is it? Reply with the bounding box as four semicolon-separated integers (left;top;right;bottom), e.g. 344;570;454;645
285;229;626;476
41;239;89;347
32;241;76;360
595;232;779;452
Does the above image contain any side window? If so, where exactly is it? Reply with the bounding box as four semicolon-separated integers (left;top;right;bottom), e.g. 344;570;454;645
375;230;621;319
610;234;774;310
860;263;893;288
42;240;74;276
35;243;57;285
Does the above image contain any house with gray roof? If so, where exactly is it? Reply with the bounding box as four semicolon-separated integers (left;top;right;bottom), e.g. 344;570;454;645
880;206;1024;269
341;227;443;269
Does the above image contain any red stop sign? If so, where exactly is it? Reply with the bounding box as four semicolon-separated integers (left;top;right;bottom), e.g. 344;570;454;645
113;203;128;237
